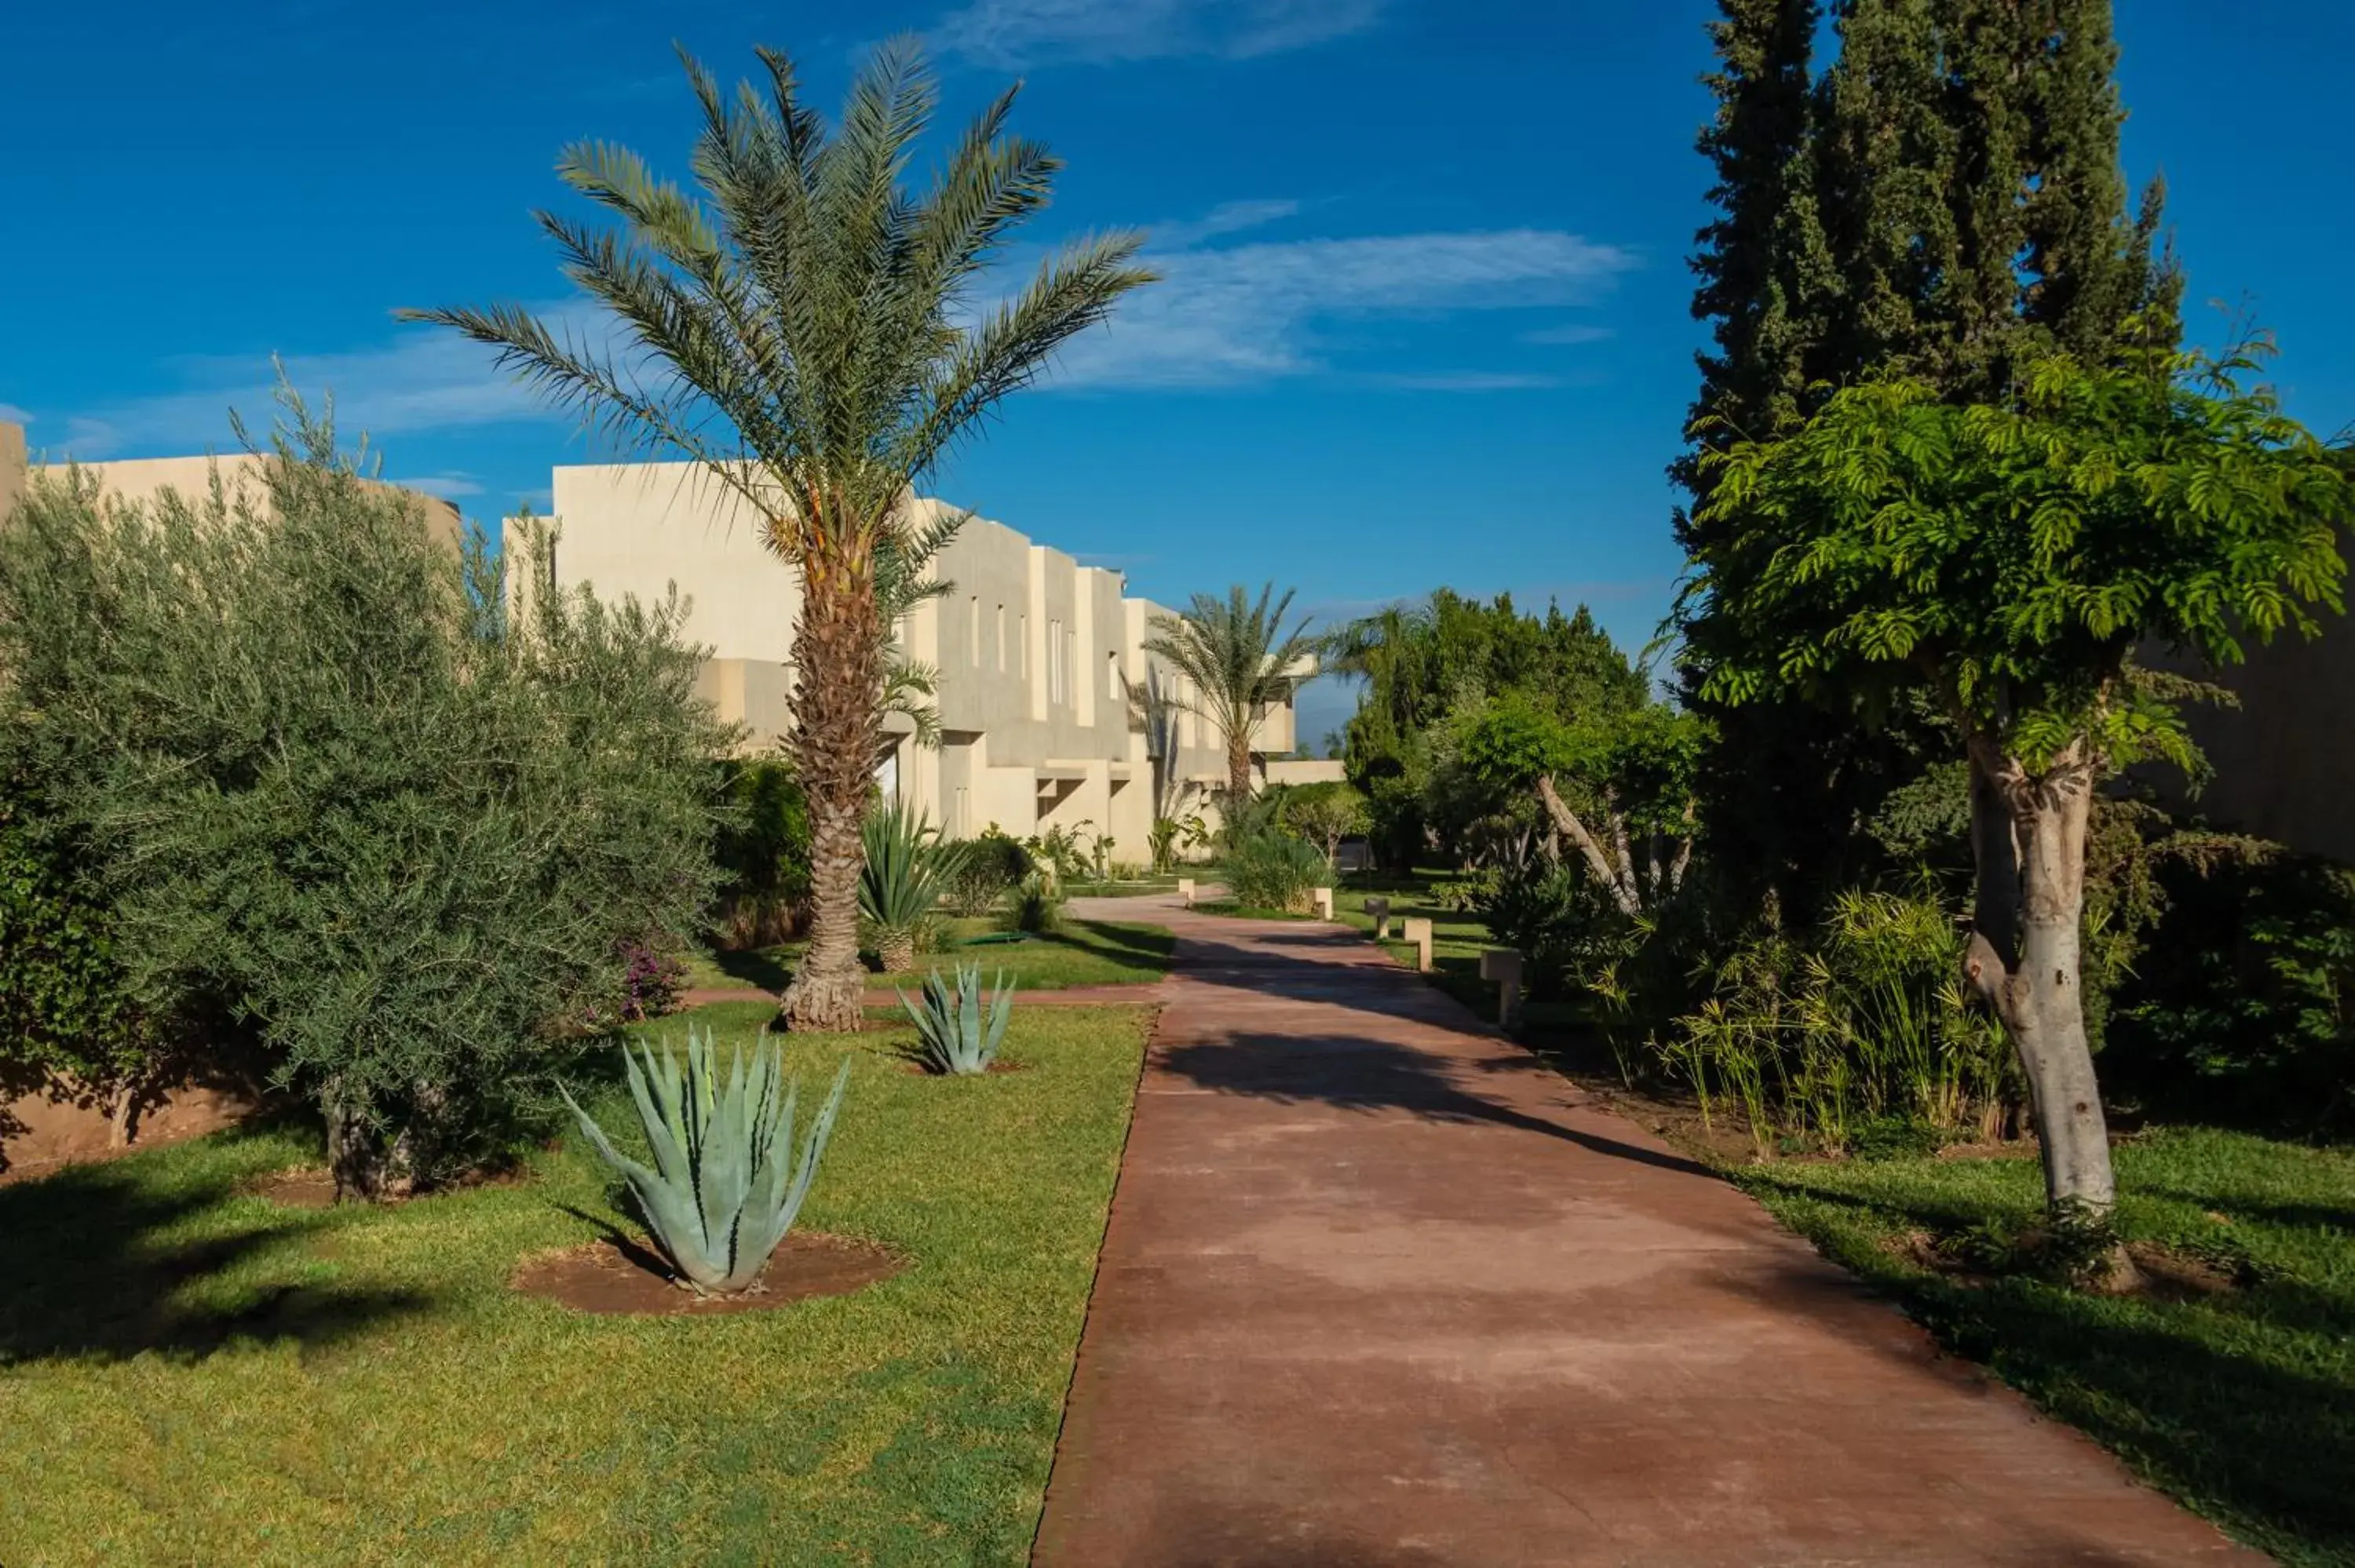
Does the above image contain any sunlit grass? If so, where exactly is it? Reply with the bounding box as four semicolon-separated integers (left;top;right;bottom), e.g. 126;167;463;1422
685;917;1175;994
0;1002;1151;1566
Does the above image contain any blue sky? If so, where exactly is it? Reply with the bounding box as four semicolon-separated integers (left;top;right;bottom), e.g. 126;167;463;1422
3;1;2350;745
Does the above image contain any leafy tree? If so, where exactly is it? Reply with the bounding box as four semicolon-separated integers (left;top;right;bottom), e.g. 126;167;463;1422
1145;583;1319;804
1326;591;1646;869
1456;694;1705;917
402;42;1154;1030
1280;782;1370;870
0;410;731;1197
1689;345;2350;1234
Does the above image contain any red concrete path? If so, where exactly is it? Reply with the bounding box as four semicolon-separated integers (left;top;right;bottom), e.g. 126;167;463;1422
676;981;1168;1011
1033;898;2258;1567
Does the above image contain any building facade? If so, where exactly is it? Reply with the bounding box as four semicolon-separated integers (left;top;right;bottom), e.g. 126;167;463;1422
520;461;1307;859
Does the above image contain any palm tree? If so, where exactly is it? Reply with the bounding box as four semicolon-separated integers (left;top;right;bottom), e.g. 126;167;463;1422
400;42;1154;1030
1144;584;1319;805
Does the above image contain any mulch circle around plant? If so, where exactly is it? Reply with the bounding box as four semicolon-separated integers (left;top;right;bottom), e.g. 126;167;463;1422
512;1232;903;1316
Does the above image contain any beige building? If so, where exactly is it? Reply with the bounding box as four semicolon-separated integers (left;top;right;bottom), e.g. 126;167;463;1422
0;421;25;520
23;449;462;552
520;461;1311;858
2146;618;2355;865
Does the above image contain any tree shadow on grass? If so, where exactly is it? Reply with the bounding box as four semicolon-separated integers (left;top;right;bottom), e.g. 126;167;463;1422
0;1146;434;1366
1049;918;1177;968
702;945;795;993
1756;1178;2355;1561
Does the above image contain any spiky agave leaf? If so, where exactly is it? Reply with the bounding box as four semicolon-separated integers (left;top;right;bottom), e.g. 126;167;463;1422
563;1031;854;1294
895;961;1016;1074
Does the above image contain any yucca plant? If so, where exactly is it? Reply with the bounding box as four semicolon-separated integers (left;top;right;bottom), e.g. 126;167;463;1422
560;1027;851;1294
859;797;961;972
896;962;1014;1075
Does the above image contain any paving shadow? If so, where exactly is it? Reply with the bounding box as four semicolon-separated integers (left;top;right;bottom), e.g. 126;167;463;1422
0;1150;433;1365
1154;1031;1718;1181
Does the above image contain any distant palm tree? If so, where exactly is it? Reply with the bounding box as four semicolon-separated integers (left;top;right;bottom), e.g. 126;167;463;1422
1145;584;1319;804
401;41;1154;1030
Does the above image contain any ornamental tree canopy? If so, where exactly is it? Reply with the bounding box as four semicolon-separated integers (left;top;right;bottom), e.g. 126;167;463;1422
1687;345;2350;771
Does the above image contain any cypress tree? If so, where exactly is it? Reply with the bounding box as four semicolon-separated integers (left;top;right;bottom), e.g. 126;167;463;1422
1677;0;2178;918
1678;0;1831;534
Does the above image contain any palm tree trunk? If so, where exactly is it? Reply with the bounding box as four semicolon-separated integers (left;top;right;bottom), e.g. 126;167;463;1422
780;537;883;1034
1227;728;1252;803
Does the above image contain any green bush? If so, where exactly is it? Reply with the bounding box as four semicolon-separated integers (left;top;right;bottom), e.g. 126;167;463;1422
0;407;729;1196
940;827;1028;917
2108;848;2355;1135
1652;887;2016;1154
1224;830;1327;914
711;756;810;948
1000;870;1066;934
0;778;166;1134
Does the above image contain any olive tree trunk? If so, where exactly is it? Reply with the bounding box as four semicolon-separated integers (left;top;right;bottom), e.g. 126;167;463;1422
780;534;883;1034
1962;736;2119;1220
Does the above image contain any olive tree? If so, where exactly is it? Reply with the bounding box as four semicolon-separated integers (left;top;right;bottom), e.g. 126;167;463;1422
0;407;732;1197
1688;344;2349;1238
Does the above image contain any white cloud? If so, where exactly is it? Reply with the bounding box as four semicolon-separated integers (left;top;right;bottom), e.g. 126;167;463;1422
55;221;1634;453
1365;371;1565;392
1524;323;1614;346
49;306;599;459
396;472;485;500
1050;228;1638;390
1148;199;1302;253
932;0;1382;67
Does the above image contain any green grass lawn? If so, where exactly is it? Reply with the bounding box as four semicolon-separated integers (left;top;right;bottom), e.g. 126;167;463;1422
685;917;1175;995
1735;1128;2355;1565
0;1001;1151;1566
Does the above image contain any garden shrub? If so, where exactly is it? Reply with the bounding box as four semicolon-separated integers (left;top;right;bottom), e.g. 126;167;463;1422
711;755;810;948
2107;847;2355;1135
0;408;729;1197
1224;830;1327;914
941;827;1026;917
0;775;170;1140
1654;888;2017;1154
1001;870;1066;934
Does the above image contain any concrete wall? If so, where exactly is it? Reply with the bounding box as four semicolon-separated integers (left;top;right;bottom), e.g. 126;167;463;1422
1264;758;1347;788
33;452;462;552
2146;613;2355;864
524;461;1303;855
0;421;24;520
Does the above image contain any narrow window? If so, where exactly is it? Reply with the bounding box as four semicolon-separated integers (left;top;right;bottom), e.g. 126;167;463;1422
969;595;980;665
995;604;1006;671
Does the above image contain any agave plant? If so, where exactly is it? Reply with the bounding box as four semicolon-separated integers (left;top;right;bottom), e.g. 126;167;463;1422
859;798;962;972
896;963;1015;1075
560;1027;851;1294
